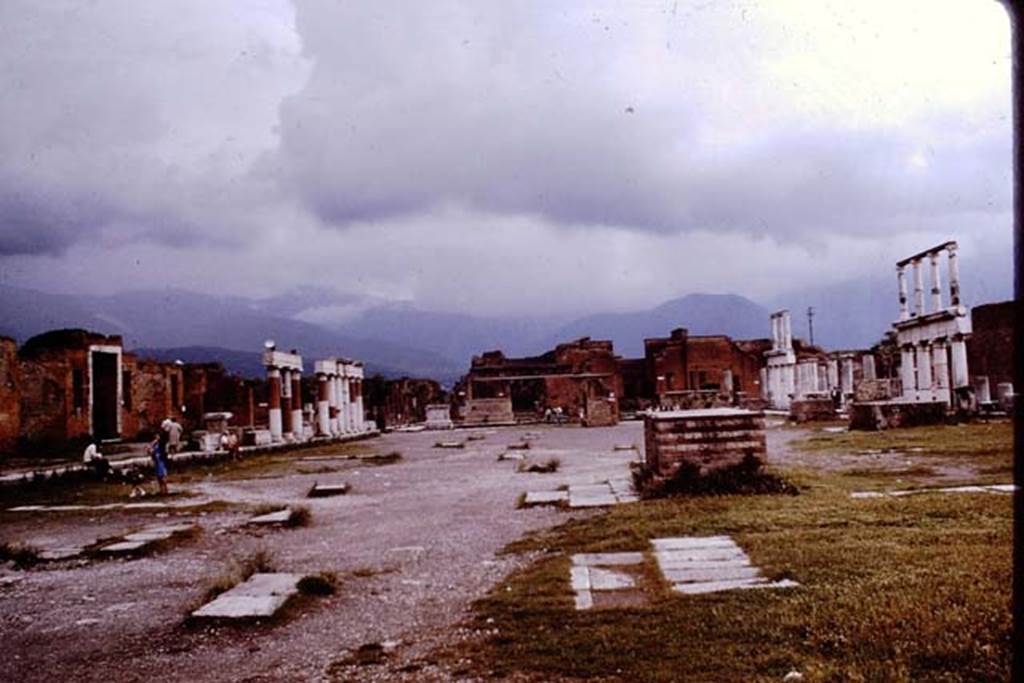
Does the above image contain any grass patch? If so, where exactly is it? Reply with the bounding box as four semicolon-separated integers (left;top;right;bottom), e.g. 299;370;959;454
635;454;798;498
449;471;1011;681
517;458;561;474
297;571;337;596
296;464;339;475
794;421;1011;462
0;541;41;568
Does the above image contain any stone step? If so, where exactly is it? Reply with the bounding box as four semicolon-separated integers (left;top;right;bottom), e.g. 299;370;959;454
308;483;351;497
523;490;568;506
247;509;294;525
191;572;302;620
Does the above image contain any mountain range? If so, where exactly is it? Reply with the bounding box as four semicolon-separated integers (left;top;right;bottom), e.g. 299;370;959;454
0;272;1011;385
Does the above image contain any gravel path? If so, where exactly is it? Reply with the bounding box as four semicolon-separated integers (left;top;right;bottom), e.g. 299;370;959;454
0;423;642;682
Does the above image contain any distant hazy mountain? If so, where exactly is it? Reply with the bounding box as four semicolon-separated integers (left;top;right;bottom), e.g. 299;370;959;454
332;303;569;366
542;293;772;357
132;346;408;380
0;285;462;382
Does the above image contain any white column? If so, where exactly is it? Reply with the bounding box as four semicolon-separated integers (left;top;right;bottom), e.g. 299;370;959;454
760;368;768;399
912;259;925;316
932;340;950;405
355;380;365;432
827;359;839;390
897;266;909;321
929;251;942;312
947;244;961;307
782;312;792;350
339;373;350;432
267;367;283;442
900;346;916;400
291;370;304;440
915;344;932;401
840;355;855;402
950;336;969;389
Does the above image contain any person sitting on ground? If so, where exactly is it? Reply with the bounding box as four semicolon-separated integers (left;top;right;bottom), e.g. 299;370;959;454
148;433;169;496
219;430;241;461
83;441;110;480
124;465;147;498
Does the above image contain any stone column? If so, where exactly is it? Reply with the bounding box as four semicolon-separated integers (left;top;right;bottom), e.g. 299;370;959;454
280;368;293;436
929;251;942;312
840;355;855;403
317;373;330;436
827;358;839;391
912;259;925;316
973;376;991;404
947;244;961;306
781;312;792;350
291;370;303;440
932;340;950;405
771;315;780;350
861;355;876;381
896;266;909;321
328;373;339;435
722;369;734;395
339;370;350;433
760;368;768;399
915;343;933;401
900;346;916;400
355;379;365;431
267;367;283;442
950;335;969;389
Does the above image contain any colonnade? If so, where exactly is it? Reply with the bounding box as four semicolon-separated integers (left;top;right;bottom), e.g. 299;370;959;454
313;358;366;437
894;242;971;405
262;347;304;443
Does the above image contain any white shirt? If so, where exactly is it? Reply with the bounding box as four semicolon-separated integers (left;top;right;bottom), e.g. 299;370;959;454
83;444;99;463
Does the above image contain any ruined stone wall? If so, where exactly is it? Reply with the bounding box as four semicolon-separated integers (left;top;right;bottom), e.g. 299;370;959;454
462;397;514;426
127;359;184;438
584;395;618;427
17;355;73;446
0;337;20;453
789;398;836;423
643;409;766;479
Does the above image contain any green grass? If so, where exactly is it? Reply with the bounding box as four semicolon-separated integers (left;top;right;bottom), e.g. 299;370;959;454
450;472;1011;682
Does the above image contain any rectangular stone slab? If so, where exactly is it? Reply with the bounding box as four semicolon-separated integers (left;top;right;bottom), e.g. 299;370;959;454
655;548;748;563
308;483;350;497
570;484;614;495
671;577;799;595
191;594;291;619
574;589;594;610
569;494;619;508
39;546;86;561
572;552;645;567
661;565;762;583
651;536;736;550
523;491;568;505
247;510;293;525
654;557;750;570
570;566;591;591
588;567;636;591
232;572;303;596
100;540;150;554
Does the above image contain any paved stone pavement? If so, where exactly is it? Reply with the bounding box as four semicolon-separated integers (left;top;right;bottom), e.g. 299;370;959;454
851;483;1016;498
652;536;799;595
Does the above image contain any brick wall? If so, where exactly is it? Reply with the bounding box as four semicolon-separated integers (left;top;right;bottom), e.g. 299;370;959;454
0;338;20;453
463;397;514;425
643;409;766;479
967;301;1014;388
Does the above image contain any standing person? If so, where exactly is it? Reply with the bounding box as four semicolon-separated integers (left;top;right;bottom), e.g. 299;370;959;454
83;440;110;480
164;417;183;454
148;434;169;495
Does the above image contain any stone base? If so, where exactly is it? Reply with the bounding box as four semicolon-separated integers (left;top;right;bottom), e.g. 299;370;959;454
849;400;947;431
789;398;836;423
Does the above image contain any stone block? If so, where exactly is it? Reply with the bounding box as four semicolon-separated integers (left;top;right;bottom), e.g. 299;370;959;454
661;565;761;583
572;552;645;567
191;572;301;620
308;483;350;497
849;401;947;430
247;509;293;525
523;490;568;506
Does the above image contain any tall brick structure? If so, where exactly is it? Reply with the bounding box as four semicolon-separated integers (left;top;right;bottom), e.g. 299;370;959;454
643;408;767;481
0;337;19;453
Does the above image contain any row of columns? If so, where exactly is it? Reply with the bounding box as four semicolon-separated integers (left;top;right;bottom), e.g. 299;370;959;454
897;243;961;321
314;358;366;438
263;348;304;443
770;310;793;352
899;335;969;404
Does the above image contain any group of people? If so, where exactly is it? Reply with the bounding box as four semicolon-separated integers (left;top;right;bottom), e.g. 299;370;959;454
82;416;183;496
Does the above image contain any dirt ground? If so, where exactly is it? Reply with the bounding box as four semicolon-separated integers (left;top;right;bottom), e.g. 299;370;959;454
0;420;1005;682
0;423;644;682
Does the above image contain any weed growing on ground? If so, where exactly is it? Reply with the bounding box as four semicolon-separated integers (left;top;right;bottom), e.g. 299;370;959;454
286;505;312;527
298;571;337;596
635;453;798;498
0;542;41;568
197;548;277;606
362;451;403;465
517;458;561;474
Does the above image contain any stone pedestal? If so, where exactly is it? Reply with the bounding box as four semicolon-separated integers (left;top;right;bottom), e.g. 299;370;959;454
642;408;765;480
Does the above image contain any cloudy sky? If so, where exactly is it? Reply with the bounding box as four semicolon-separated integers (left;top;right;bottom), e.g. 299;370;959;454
0;0;1012;318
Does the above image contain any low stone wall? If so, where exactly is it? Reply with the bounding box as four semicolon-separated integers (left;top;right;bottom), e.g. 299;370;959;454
789;398;836;423
424;404;454;430
461;398;514;426
849;400;947;431
643;408;766;480
854;378;900;402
